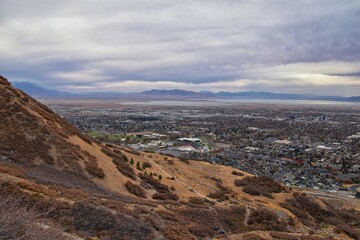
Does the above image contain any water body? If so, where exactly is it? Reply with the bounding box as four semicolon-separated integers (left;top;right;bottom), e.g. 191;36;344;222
122;99;360;107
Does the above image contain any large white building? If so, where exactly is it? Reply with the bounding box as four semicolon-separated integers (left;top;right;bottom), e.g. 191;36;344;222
178;137;201;143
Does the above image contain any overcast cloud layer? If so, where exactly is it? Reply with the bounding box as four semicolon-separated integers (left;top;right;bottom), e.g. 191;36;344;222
1;0;360;96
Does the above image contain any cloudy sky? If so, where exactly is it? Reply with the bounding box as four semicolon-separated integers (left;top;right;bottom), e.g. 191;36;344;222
1;0;360;96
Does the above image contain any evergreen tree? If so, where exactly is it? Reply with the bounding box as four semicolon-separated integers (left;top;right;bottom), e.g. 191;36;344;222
130;158;134;165
136;161;142;170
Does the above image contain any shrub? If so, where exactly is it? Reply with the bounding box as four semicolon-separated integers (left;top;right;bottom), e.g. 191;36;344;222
139;173;169;193
248;208;287;231
136;161;142;171
234;176;285;198
327;217;360;240
207;183;233;201
79;133;93;145
231;170;244;176
125;181;146;198
215;205;246;232
72;203;154;239
209;176;222;182
279;192;360;237
124;148;141;156
142;162;152;169
207;191;230;201
139;173;178;201
152;192;179;201
0;195;73;240
113;158;136;179
83;153;105;178
178;157;190;164
101;147;126;161
84;161;105;178
72;203;117;233
189;197;205;205
215;182;233;194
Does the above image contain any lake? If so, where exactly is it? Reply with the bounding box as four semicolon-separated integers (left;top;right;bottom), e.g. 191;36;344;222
121;99;360;107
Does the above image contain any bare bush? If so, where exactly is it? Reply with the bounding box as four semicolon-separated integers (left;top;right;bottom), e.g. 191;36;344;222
188;197;205;205
152;192;179;201
207;182;233;201
142;162;152;169
125;181;146;198
139;173;170;193
231;170;244;176
178;157;190;164
0;195;74;240
83;152;105;178
234;176;286;198
112;158;136;179
209;176;222;182
124;148;141;156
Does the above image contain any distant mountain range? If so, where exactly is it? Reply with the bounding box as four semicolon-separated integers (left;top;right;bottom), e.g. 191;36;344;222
12;81;360;102
13;82;76;98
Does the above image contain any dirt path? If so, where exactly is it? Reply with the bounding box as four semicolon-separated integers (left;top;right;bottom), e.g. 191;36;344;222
143;155;208;199
244;207;250;225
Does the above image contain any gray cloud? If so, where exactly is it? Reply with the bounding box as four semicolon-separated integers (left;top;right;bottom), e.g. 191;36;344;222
0;0;360;95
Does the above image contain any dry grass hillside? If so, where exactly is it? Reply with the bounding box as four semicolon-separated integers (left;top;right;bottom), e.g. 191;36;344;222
0;75;359;240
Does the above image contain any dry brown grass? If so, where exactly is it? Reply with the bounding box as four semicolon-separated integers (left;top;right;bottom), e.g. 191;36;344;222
0;195;75;240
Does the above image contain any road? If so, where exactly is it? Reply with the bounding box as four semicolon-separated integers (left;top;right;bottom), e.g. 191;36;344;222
303;190;360;207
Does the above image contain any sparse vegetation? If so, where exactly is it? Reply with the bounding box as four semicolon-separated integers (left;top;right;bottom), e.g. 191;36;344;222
139;173;179;201
83;152;105;178
112;158;136;179
234;176;286;198
152;192;179;201
136;161;142;171
178;157;190;164
207;182;233;201
125;181;146;198
142;162;152;169
281;192;360;239
231;170;244;176
0;195;73;240
189;197;205;205
209;176;222;182
124;148;141;156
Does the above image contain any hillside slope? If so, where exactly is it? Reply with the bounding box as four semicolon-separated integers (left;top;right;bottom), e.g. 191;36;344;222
0;75;359;240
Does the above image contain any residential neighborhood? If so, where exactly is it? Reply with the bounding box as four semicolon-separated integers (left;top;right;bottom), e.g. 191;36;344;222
54;102;360;196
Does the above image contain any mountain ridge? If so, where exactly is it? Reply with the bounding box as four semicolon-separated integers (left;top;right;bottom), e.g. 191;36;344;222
13;81;76;98
12;81;360;101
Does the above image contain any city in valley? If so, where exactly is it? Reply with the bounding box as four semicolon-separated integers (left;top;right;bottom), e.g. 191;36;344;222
45;99;360;197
